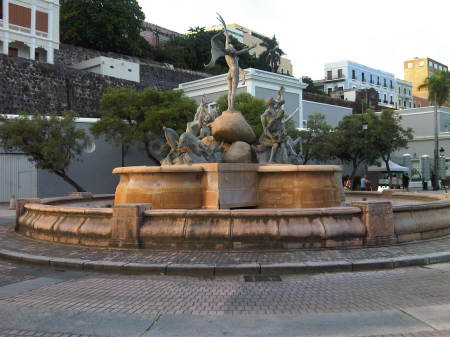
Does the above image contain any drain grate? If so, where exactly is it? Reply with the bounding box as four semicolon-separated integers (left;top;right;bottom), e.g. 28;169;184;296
244;275;282;282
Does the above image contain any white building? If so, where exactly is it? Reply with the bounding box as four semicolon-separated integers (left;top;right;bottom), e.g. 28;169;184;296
0;0;59;63
395;79;413;109
71;56;140;83
179;68;352;130
323;60;397;109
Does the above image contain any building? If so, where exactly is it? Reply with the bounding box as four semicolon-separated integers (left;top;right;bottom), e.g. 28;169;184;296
0;0;59;63
0;115;151;202
404;57;448;103
393;106;450;183
140;21;182;47
395;79;413;109
206;23;293;76
323;60;396;109
178;68;352;129
71;56;140;83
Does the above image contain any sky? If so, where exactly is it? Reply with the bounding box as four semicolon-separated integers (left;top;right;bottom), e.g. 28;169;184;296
138;0;449;80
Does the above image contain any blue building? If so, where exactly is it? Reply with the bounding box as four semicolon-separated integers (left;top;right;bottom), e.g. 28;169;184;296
323;60;397;109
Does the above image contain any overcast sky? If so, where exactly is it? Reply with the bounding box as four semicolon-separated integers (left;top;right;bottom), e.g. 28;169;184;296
138;0;449;80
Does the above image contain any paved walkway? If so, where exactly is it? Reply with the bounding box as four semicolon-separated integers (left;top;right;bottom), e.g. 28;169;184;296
1;219;450;275
0;260;449;336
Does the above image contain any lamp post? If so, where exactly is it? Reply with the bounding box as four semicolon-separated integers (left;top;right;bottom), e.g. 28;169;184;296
362;120;368;175
440;146;446;191
433;105;440;190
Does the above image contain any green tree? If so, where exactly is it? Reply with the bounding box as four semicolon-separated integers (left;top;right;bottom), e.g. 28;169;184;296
0;113;90;192
297;114;333;164
60;0;151;57
418;70;450;188
216;92;267;137
157;27;259;74
91;87;197;165
369;110;413;186
302;76;325;94
258;35;285;73
330;113;378;187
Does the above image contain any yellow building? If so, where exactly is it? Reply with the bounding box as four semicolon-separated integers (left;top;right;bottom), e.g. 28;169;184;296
404;57;448;101
206;23;293;76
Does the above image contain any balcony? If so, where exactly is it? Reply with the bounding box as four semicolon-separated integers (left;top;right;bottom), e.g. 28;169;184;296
9;23;31;34
325;75;345;82
36;30;48;38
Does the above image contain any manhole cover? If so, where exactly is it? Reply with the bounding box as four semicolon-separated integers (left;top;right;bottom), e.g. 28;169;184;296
244;275;282;282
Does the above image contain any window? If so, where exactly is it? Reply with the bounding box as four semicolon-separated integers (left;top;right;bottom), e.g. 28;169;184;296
383;94;387;103
404;100;406;107
8;47;18;57
404;88;406;95
390;95;393;104
429;60;433;67
390;80;393;89
383;78;387;87
409;102;411;108
36;11;48;32
9;3;31;28
327;88;332;95
338;69;343;78
407;63;413;68
362;72;365;82
418;60;424;67
352;69;356;80
0;0;3;20
370;74;373;83
327;71;332;80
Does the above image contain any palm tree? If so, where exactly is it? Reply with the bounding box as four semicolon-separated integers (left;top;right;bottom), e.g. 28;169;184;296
418;70;450;189
259;35;285;73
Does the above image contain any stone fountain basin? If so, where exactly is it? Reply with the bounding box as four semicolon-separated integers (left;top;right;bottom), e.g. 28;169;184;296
15;191;450;250
113;164;345;210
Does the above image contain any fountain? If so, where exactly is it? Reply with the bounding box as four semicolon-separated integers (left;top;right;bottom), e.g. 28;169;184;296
14;15;450;251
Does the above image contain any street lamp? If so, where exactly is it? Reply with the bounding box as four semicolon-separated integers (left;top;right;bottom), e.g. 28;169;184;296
362;120;368;175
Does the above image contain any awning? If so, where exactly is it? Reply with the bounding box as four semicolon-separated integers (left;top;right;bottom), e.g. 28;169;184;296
368;160;410;173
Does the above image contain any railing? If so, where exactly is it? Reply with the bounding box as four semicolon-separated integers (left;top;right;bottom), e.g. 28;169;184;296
8;23;31;34
36;30;48;38
325;75;345;81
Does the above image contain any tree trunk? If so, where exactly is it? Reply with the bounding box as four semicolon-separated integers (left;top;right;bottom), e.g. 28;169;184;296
383;156;392;188
54;170;86;192
144;141;161;166
349;161;358;190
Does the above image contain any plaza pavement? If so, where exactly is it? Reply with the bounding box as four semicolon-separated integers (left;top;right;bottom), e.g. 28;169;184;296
0;203;450;336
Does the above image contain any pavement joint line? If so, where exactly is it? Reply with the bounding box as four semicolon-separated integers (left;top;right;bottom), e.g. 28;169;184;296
396;307;440;332
1;247;450;275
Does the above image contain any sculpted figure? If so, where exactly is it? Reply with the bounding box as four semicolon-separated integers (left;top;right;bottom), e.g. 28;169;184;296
255;86;300;164
205;14;256;111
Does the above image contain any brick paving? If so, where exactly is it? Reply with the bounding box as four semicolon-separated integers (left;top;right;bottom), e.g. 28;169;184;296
2;267;449;316
1;224;450;266
0;329;113;337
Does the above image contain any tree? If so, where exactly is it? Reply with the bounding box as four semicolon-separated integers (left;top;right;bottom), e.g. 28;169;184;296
330;113;379;188
216;92;267;137
91;87;197;165
302;76;325;95
60;0;151;57
258;35;285;73
418;70;450;189
369;110;413;186
297;114;333;164
0;113;90;192
156;27;259;74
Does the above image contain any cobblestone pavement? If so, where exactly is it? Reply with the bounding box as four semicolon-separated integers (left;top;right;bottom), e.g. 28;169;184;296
0;258;449;336
1;224;450;265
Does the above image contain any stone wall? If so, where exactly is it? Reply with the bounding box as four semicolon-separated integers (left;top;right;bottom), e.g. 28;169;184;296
55;43;208;90
0;47;208;116
0;54;141;117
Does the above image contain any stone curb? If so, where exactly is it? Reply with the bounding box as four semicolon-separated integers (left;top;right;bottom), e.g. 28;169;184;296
0;248;449;276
